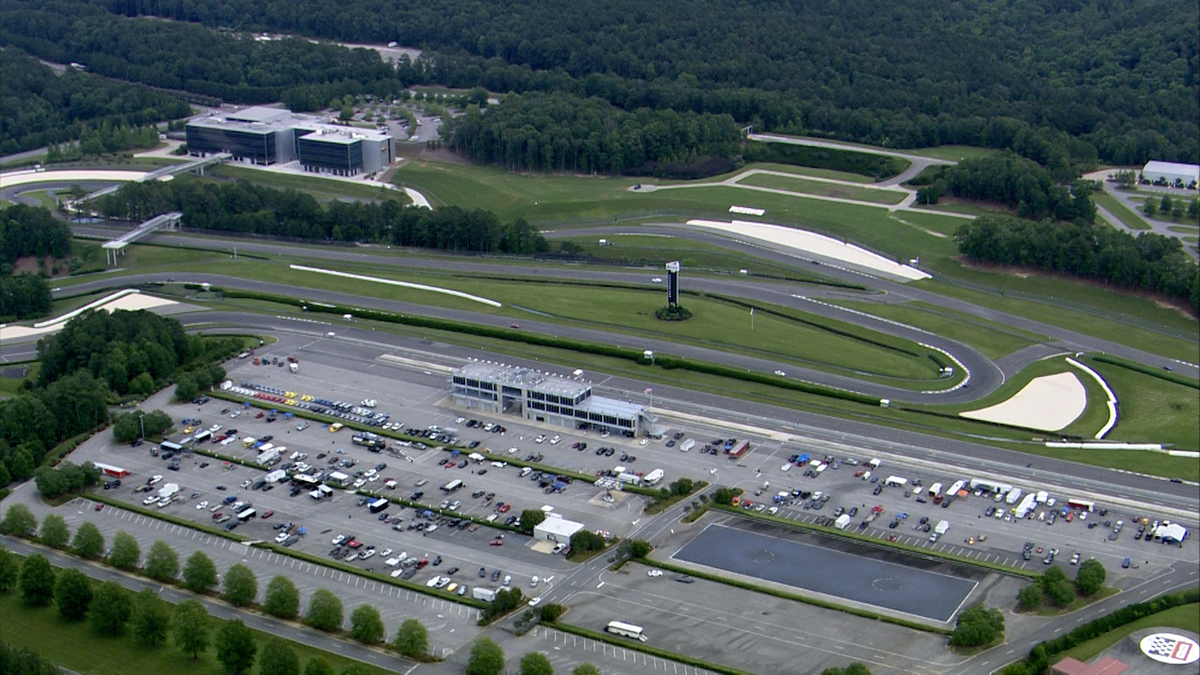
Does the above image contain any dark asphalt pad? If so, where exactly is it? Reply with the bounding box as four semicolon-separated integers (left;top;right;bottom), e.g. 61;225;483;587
673;523;977;622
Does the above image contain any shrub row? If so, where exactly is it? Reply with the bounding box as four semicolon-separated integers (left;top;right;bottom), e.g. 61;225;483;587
87;492;485;609
704;292;924;357
548;621;755;675
999;591;1200;675
637;555;953;635
710;504;1040;579
1091;354;1200;390
217;287;884;406
354;489;523;536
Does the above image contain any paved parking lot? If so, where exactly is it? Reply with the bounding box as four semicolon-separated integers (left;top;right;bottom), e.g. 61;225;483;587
674;524;978;622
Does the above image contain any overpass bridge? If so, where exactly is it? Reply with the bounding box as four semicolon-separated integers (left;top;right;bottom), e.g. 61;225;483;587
102;212;182;265
81;152;230;203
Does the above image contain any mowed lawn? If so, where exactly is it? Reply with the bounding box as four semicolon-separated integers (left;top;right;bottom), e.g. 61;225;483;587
831;299;1043;360
733;172;908;204
1089;360;1200;450
0;593;394;675
1057;603;1200;664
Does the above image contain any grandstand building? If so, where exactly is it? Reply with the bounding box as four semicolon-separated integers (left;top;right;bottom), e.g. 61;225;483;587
449;362;649;437
186;106;393;176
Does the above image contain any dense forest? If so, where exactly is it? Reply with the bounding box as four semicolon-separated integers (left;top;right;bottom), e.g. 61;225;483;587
93;178;551;253
0;310;239;488
0;48;191;155
446;92;742;176
917;154;1097;223
14;0;1190;168
0;205;70;320
954;216;1199;311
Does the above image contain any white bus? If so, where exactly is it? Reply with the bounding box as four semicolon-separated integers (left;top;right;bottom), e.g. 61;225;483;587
236;508;257;522
441;479;464;493
605;621;647;642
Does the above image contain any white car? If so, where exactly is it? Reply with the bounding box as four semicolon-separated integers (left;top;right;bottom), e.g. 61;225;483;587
380;548;393;557
368;474;379;482
241;480;252;488
360;549;376;560
549;436;561;445
530;576;539;588
210;424;222;432
425;577;442;588
551;543;567;554
651;277;663;283
535;435;547;444
434;577;451;589
275;532;290;544
353;479;367;489
647;570;663;577
448;501;461;511
780;463;792;472
528;596;543;607
230;411;241;418
149;475;163;485
332;534;347;545
142;495;159;505
390;568;405;577
196;500;209;510
773;370;786;377
364;469;377;478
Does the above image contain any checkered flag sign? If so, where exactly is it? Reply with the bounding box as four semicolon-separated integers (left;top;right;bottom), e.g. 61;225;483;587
1141;633;1199;664
1147;635;1181;657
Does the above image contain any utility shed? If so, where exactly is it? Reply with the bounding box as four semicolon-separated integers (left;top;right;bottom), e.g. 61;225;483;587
533;516;584;543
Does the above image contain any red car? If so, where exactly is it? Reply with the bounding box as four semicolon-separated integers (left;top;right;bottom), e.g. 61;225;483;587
94;503;103;511
497;503;511;513
415;559;429;569
261;510;274;519
256;411;265;418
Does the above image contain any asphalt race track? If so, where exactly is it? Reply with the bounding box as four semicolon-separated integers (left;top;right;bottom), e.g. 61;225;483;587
674;523;979;622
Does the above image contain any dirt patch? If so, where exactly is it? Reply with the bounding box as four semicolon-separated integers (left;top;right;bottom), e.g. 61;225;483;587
10;255;69;277
418;147;471;165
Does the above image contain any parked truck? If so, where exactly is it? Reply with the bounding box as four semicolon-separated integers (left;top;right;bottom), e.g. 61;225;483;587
472;587;497;602
834;514;852;530
935;520;950;535
288;362;298;373
157;483;180;500
642;468;664;486
862;505;884;527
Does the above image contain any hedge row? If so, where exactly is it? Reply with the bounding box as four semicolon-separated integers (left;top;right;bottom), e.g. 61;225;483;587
355;489;523;536
1091;354;1200;390
637;555;953;635
217;287;883;406
547;621;755;675
88;491;485;609
89;492;250;544
710;504;1040;579
999;591;1200;675
190;446;268;472
703;292;924;357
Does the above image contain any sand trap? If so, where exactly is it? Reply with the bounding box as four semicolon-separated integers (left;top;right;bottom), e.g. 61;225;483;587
686;219;930;281
1;290;178;342
0;169;147;188
961;372;1087;431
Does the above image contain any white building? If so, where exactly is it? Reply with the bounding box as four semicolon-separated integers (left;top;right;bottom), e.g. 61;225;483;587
1142;161;1199;188
533;515;585;544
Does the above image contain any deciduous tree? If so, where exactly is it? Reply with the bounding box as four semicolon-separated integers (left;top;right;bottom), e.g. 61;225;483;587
89;581;132;635
18;554;55;605
2;504;37;537
71;521;105;559
349;604;384;644
392;618;428;658
132;588;170;645
172;599;211;659
466;637;505;675
53;567;93;621
222;563;258;607
144;540;179;582
109;531;141;571
263;575;300;619
216;618;257;674
182;550;217;593
305;589;343;632
38;514;70;549
518;651;553;675
259;637;300;675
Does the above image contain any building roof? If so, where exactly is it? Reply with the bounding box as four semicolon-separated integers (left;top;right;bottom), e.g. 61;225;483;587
1051;657;1128;675
534;516;585;537
226;106;291;124
298;127;391;144
578;395;644;420
457;362;592;399
1143;160;1200;179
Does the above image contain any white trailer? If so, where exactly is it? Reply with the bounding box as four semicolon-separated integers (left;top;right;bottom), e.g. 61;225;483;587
834;514;852;530
157;483;180;499
642;469;665;486
1015;493;1038;519
1005;488;1024;505
472;587;497;602
257;448;281;465
928;482;943;497
935;520;950;535
679;439;695;452
948;480;967;496
884;476;908;487
1035;491;1049;504
970;478;1014;494
616;472;642;486
264;469;288;483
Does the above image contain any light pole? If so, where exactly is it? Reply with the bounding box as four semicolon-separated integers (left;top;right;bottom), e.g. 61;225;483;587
138;412;145;440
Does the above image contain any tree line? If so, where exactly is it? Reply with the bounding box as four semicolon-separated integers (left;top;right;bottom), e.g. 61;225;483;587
0;511;611;674
0;48;191;155
0;309;239;490
916;153;1097;223
39;0;1198;169
93;177;551;253
445;92;742;177
954;216;1200;312
0;205;71;320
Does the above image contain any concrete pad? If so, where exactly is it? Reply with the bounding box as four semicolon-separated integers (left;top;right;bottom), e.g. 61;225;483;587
961;371;1086;431
686;218;930;281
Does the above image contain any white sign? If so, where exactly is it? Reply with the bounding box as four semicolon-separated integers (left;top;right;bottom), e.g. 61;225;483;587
1140;633;1199;664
